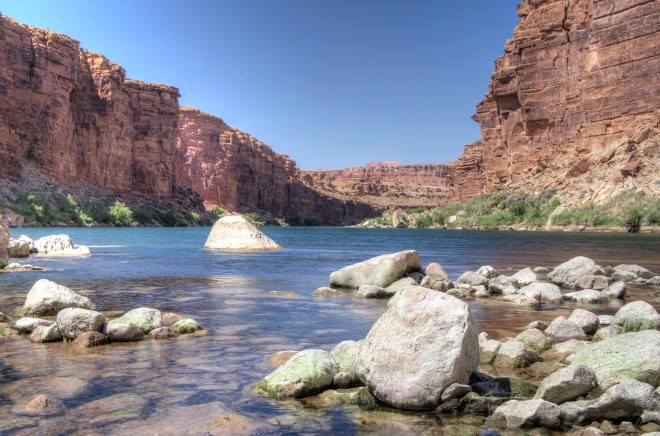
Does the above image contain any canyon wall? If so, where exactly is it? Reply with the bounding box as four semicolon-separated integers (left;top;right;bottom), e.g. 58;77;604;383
175;107;376;224
0;14;179;197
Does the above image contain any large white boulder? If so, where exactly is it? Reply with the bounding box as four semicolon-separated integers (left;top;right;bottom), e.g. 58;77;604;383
548;256;605;289
358;285;479;410
22;279;94;316
56;308;106;340
330;250;422;289
204;216;282;251
33;235;90;256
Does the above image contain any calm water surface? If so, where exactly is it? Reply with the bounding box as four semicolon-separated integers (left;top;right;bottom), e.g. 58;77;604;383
1;228;659;434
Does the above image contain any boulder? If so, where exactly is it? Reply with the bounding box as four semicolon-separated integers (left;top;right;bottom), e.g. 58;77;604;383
425;262;449;280
456;271;489;287
569;309;600;335
497;294;542;310
329;250;422;288
3;210;25;228
518;282;563;305
22;279;94;316
33;235;90;256
572;330;660;388
476;265;499;279
420;276;454;292
441;383;472;402
171;318;204;334
102;323;144;342
22;395;65;417
478;332;502;365
148;326;178;339
332;372;351;389
545;319;587;343
601;281;626;299
647;276;660;286
312;287;340;297
0;217;9;268
358;286;479;410
330;340;362;384
356;285;390;298
493;339;542;368
612;271;638;282
255;349;338;398
56;308;105;340
562;289;608;304
549;257;606;289
545;340;593;363
204;216;282;251
72;331;108;348
108;307;162;334
611;301;659;334
385;276;417;294
613;264;652;277
7;238;30;258
491;399;563;429
576;275;612;291
516;328;551;353
161;312;182;325
526;320;549;331
598;315;614;326
29;324;63;343
534;365;598;404
14;317;54;334
511;267;538;287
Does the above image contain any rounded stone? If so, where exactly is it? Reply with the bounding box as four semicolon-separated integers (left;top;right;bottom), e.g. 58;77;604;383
205;215;283;251
56;308;105;340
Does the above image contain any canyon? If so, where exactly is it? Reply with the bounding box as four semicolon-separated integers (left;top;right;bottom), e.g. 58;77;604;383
1;0;659;226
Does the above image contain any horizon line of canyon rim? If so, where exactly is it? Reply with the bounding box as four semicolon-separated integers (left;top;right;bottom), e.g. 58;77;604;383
1;0;659;225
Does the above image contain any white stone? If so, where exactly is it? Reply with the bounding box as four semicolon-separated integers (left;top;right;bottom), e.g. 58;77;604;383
204;216;282;251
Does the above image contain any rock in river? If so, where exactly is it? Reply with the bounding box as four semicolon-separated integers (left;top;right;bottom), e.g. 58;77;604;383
108;307;162;334
491;399;563;429
22;279;94;316
610;300;659;334
534;364;598;404
204;216;282;251
549;256;605;289
33;234;90;256
102;323;144;342
56;308;106;340
358;285;479;410
329;250;422;289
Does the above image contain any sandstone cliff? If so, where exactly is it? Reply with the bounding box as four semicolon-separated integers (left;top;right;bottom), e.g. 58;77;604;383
0;14;179;198
175;107;376;225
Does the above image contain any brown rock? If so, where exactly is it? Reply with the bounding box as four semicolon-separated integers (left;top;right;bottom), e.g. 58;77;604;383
619;160;641;177
24;395;65;416
161;312;183;326
72;331;108;348
149;326;178;340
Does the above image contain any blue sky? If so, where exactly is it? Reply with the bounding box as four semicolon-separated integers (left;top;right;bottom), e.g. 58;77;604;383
3;1;520;170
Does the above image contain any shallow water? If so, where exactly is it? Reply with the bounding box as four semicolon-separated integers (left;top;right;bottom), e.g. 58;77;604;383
1;228;659;434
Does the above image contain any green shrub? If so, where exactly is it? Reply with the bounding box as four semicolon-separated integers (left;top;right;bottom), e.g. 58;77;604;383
243;212;265;226
108;201;135;227
211;206;227;218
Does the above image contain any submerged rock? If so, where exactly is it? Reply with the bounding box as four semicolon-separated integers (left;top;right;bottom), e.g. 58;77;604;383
255;349;338;398
329;250;422;289
72;331;108;348
316;387;378;409
108;307;162;334
22;279;94;316
312;287;340;297
204;216;282;251
358;286;479;410
56;308;106;340
549;256;605;289
22;395;65;417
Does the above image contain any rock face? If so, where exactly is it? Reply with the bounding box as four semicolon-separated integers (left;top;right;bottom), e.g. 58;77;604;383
204;216;282;251
329;250;422;289
176;107;376;225
0;15;180;198
358;286;479;410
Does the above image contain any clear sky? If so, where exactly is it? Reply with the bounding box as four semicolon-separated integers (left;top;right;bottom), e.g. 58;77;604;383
3;0;520;170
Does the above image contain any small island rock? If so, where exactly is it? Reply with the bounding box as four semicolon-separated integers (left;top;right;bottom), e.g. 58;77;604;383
204;216;282;251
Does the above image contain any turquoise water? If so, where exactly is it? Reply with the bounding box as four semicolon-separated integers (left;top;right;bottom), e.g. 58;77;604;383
1;228;659;434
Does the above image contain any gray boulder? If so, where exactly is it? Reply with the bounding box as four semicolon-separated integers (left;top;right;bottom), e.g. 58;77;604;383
518;282;563;305
602;281;626;299
255;349;338;398
491;399;563;429
576;275;612;291
488;275;518;295
647;276;660;286
358;286;479;410
516;328;551;353
441;383;472;402
108;307;162;334
102;323;144;342
356;285;391;298
22;279;94;316
614;264;652;277
14;317;54;334
598;314;614;326
497;294;542;310
56;308;105;340
562;289;608;304
33;235;90;256
204;216;282;251
329;250;421;288
330;340;362;384
7;238;30;258
29;324;63;343
613;270;638;282
456;271;489;287
476;265;499;279
569;309;600;335
312;287;340;297
534;364;598;404
511;267;538;287
478;332;502;365
611;301;659;334
385;277;417;294
549;256;605;289
545;318;587;343
493;338;542;368
171;318;204;334
572;330;660;388
425;262;449;280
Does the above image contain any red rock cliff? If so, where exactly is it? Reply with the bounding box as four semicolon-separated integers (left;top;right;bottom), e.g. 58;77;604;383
0;14;180;197
175;107;376;224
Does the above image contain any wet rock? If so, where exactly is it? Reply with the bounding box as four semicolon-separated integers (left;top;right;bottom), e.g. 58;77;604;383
569;309;600;335
14;317;54;334
265;290;299;298
204;216;282;251
73;393;146;425
441;383;472;402
601;281;626;299
436;392;508;416
312;287;340;297
255;349;338;398
470;374;538;399
56;308;105;340
22;394;65;416
3;263;44;272
527;320;549;332
561;379;659;425
317;387;378;409
329;250;421;289
549;257;606;289
563;289;609;304
497;294;542;310
268;350;297;367
511;267;538;287
108;307;162;334
516;328;551;353
72;331;108;348
572;330;660;389
29;324;63;343
534;364;598;404
148;326;178;339
518;282;563;305
102;323;144;342
491;399;563;429
33;235;90;256
161;312;182;325
478;332;501;365
330;340;362;384
357;285;391;298
613;264;652;277
476;265;499;279
171;318;203;334
358;286;479;410
576;275;612;291
545;318;587;343
22;279;94;316
611;301;659;334
425;262;449;280
456;271;489;287
493;338;542;368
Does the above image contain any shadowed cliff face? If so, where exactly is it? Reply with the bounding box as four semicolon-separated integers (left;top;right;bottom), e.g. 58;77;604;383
0;15;179;198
